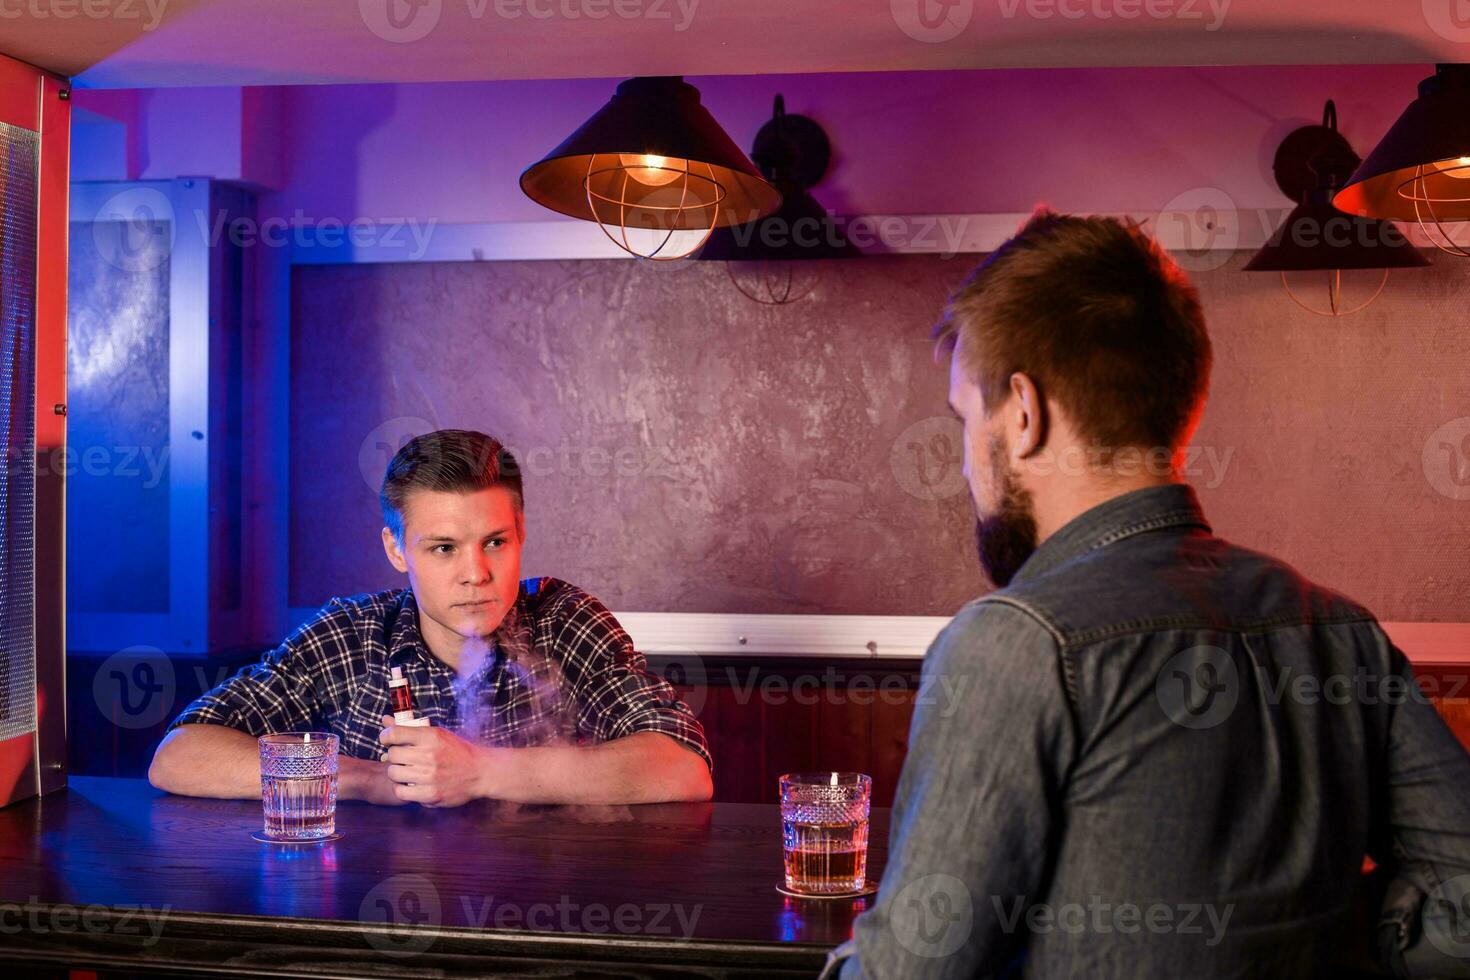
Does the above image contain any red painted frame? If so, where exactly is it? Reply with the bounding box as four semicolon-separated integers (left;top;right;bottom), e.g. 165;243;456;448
0;51;70;807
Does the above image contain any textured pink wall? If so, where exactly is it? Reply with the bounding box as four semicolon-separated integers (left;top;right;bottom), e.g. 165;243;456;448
289;252;1470;620
290;255;983;614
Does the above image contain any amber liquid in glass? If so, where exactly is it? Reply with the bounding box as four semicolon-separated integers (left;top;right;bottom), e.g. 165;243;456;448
782;819;868;894
261;772;338;840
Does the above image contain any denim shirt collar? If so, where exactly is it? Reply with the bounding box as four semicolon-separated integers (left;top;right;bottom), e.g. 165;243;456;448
1009;482;1211;586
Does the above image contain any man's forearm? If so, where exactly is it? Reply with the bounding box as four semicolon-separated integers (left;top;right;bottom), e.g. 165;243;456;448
148;723;264;799
150;723;396;804
474;732;712;804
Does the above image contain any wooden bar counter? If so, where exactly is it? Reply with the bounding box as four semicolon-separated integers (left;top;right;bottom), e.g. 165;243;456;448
0;776;888;978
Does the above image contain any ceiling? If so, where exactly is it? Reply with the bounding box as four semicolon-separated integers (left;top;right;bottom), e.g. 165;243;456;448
6;0;1467;88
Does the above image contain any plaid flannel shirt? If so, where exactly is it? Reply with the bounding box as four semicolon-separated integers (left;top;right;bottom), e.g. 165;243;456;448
166;576;711;770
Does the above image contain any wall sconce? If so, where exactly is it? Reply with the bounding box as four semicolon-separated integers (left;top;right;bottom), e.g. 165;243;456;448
1333;64;1470;257
1246;100;1427;316
520;76;782;261
694;95;860;305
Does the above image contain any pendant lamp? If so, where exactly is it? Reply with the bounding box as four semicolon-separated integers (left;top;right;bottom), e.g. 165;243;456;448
695;95;859;305
520;76;782;261
1333;64;1470;257
1246;100;1427;316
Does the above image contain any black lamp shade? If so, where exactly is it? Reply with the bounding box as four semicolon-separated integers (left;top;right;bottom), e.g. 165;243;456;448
1244;199;1428;271
696;178;860;261
520;76;781;233
1333;65;1470;222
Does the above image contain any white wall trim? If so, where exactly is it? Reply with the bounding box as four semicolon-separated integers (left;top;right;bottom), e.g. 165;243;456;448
1380;623;1470;667
286;212;1470;265
613;612;952;660
286;607;1470;664
618;614;1470;665
288;212;1229;264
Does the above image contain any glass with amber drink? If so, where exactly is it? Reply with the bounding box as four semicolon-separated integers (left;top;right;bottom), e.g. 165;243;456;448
779;772;872;895
256;732;339;842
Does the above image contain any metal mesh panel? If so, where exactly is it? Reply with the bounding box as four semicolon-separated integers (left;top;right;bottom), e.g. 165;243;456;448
0;120;39;742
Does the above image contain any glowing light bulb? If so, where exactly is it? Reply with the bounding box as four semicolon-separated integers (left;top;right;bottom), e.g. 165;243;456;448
1432;156;1470;179
619;153;684;186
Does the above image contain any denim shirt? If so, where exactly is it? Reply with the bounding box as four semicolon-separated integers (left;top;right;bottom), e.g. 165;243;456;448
825;483;1470;979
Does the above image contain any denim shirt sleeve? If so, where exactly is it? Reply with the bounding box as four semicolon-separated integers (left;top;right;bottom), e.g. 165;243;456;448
1371;640;1470;978
823;598;1077;980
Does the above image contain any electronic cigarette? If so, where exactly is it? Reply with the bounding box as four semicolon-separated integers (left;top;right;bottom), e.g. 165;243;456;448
388;666;430;726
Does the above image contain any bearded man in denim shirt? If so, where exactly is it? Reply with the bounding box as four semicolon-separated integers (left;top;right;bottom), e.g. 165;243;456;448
825;210;1470;979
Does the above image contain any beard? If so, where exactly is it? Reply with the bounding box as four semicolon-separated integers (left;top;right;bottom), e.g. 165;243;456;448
973;435;1039;588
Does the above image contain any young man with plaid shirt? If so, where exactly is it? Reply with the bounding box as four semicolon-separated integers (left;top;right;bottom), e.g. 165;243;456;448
148;429;712;807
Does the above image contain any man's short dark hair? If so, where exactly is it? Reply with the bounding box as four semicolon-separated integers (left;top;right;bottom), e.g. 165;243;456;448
933;208;1212;459
380;429;523;544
